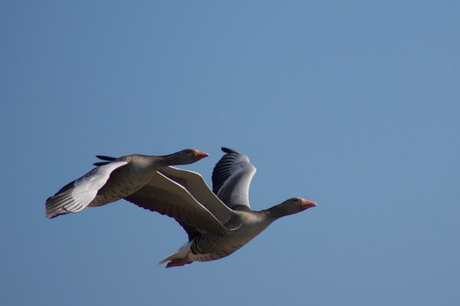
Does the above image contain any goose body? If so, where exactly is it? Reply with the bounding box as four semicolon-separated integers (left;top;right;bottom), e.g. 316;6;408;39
136;147;317;268
45;149;209;219
160;209;276;266
159;197;315;267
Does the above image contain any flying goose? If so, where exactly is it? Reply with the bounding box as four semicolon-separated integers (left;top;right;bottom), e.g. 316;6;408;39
45;149;209;220
122;147;317;267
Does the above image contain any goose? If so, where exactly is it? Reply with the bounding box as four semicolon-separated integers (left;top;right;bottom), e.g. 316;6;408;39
45;148;209;220
120;147;317;267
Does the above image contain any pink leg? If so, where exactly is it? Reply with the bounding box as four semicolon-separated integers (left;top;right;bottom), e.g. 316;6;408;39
165;257;193;268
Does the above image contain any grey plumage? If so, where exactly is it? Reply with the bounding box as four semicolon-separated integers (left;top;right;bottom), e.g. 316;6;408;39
45;147;316;267
157;147;316;268
45;149;209;220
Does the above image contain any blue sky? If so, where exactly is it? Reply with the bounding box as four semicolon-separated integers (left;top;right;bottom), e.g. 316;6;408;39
1;1;460;305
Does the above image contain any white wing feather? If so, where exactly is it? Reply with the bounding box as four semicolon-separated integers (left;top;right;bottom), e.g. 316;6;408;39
45;161;128;218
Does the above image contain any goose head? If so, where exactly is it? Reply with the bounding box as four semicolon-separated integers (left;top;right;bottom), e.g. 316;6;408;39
268;197;317;219
170;149;209;165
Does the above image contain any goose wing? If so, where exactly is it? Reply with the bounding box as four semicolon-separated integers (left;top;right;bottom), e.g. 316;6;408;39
211;147;256;209
159;167;237;225
125;169;237;237
45;161;128;218
92;155;117;166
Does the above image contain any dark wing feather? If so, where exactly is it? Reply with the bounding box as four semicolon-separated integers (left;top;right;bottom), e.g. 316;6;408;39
211;147;256;209
212;147;240;194
93;155;117;166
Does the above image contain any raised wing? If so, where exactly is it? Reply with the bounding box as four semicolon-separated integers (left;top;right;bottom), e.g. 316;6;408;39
45;161;128;218
211;147;256;209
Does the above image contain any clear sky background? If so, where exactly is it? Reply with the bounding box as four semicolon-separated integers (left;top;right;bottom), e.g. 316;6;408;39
1;1;459;305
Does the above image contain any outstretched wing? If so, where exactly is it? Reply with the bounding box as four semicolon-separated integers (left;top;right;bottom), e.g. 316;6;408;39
125;169;238;237
45;161;128;218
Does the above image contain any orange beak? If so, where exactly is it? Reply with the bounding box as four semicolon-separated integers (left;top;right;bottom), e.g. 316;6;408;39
301;199;317;209
194;150;209;160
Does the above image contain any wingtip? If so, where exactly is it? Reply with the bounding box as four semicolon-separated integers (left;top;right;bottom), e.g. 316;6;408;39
221;147;239;154
45;212;63;219
95;155;117;161
93;155;117;166
93;162;110;166
45;203;70;219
